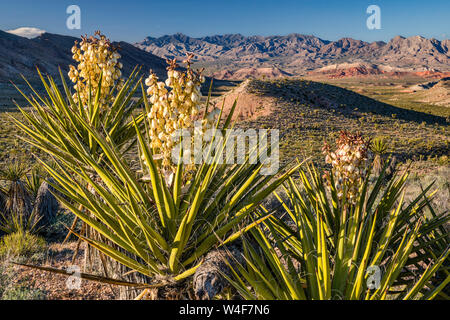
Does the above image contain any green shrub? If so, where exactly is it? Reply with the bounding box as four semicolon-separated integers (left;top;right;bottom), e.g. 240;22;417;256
0;231;47;262
41;212;79;243
1;285;46;300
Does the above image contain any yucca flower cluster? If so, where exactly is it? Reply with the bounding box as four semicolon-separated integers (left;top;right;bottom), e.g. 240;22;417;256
144;54;219;170
322;131;371;204
68;31;123;110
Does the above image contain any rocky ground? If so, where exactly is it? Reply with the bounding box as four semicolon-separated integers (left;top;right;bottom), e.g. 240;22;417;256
1;241;118;300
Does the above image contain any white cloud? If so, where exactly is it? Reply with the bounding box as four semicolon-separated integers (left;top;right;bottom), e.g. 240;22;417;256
6;27;46;39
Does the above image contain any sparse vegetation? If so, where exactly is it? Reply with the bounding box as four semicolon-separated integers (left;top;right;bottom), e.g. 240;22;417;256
0;231;47;263
1;284;47;300
237;78;449;169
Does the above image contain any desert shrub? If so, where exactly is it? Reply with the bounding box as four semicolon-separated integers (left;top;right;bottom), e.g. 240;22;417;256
0;231;47;263
41;211;80;243
406;167;450;216
1;284;46;300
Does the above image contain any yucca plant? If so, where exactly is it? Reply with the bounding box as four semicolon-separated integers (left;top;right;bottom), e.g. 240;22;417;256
371;137;388;155
0;162;41;234
225;134;449;300
0;209;41;235
14;84;300;297
12;66;144;165
371;137;389;177
225;162;449;300
25;166;44;199
11;60;145;242
12;34;301;298
9;33;155;296
33;108;299;297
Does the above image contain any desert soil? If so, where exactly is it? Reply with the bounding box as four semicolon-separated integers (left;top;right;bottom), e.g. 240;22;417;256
7;242;119;300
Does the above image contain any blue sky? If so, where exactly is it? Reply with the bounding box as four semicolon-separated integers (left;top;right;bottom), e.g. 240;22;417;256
0;0;448;43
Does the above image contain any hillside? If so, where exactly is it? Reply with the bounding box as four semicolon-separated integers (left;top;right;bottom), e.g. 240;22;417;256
211;66;292;80
228;79;449;166
407;77;450;107
0;31;167;83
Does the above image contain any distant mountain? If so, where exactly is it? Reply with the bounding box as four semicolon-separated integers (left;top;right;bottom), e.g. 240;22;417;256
307;62;450;79
0;30;167;83
135;33;450;78
135;33;330;62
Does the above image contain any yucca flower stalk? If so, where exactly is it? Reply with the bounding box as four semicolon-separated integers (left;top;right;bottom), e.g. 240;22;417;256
225;160;449;300
143;54;221;176
69;31;123;111
322;130;371;204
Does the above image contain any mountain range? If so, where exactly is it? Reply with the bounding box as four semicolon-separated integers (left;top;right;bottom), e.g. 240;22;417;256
135;33;450;78
1;30;449;84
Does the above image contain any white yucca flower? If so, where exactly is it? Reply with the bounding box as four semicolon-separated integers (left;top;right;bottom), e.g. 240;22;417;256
68;31;123;110
323;131;371;204
144;54;221;172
